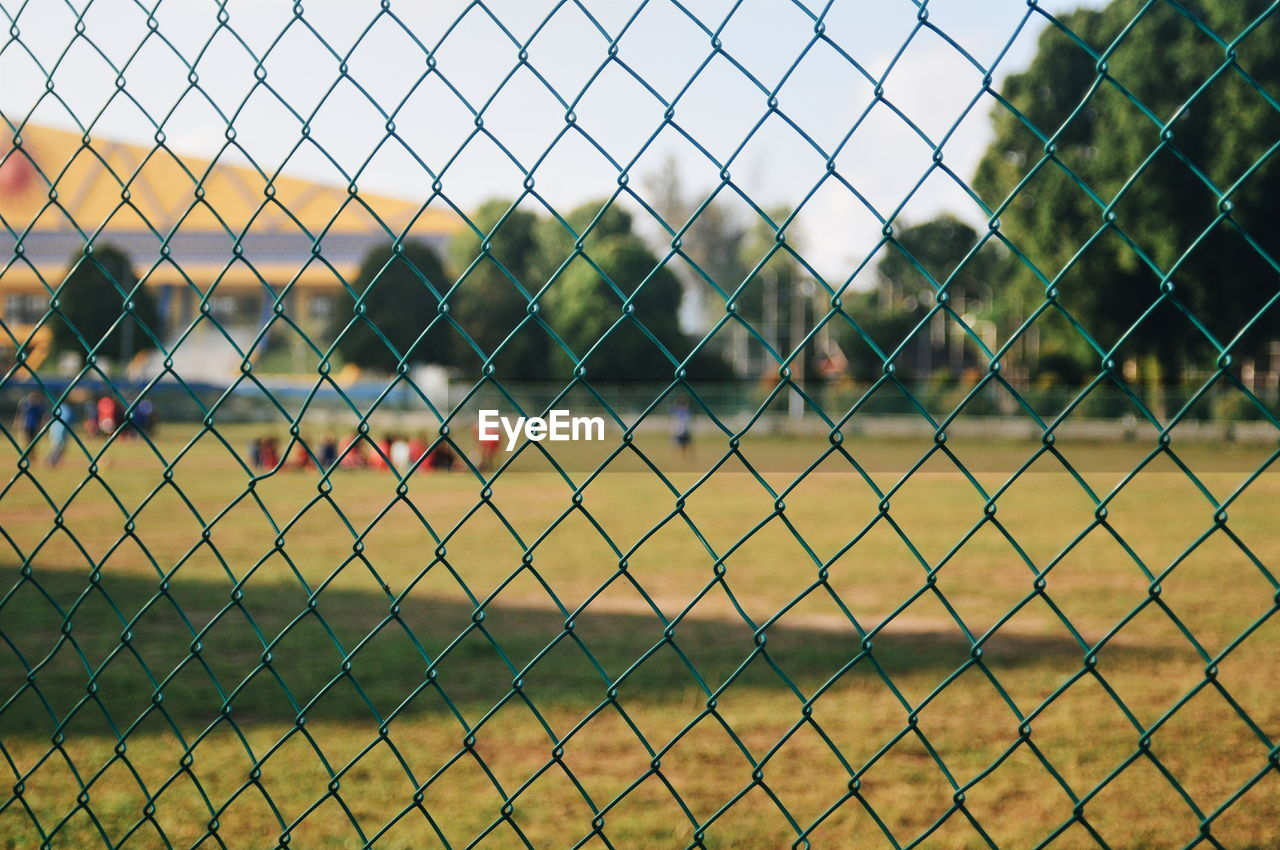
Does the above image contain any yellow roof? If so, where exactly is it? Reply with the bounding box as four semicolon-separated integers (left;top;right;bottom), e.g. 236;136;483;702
0;123;460;291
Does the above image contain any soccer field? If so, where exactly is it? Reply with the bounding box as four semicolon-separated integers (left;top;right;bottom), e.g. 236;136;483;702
1;426;1276;848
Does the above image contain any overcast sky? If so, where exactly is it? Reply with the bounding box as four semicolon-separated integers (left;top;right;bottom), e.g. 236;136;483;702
2;0;1106;285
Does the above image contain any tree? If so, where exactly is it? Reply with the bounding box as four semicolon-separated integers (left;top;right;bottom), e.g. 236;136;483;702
449;199;549;380
545;229;686;382
974;0;1280;385
532;199;636;289
837;287;926;382
877;215;1000;306
835;216;1010;382
644;155;749;335
731;210;819;380
332;240;450;373
51;243;159;365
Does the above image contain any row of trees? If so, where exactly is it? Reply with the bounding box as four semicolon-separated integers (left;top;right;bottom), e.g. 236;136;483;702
40;0;1280;390
970;0;1280;385
38;198;722;382
336;198;730;381
817;0;1280;390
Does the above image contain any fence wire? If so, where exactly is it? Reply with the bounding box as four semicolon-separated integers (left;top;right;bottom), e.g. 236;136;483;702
1;0;1279;848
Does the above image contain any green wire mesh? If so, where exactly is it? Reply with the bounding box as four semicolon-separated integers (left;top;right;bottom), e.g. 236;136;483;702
1;0;1279;848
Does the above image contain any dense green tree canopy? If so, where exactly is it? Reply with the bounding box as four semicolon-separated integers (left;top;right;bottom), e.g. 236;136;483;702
51;244;159;365
975;0;1280;379
545;232;686;382
877;215;1004;306
332;240;450;373
449;199;549;380
838;287;923;382
533;200;637;287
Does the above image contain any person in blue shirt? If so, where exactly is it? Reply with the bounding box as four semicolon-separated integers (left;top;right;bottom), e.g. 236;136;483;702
14;392;46;457
132;399;154;436
46;402;75;468
671;396;693;458
318;435;338;470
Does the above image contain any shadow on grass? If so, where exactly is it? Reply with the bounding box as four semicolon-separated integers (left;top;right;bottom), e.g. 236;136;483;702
0;563;1170;744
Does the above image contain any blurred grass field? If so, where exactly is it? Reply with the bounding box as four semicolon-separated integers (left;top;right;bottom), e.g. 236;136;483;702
0;424;1278;849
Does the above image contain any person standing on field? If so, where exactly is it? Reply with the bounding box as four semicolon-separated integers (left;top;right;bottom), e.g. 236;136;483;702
97;394;119;435
390;434;411;473
14;391;46;458
83;394;99;436
408;433;429;469
369;434;391;471
133;399;155;436
46;402;75;467
257;436;280;471
318;435;338;470
671;396;693;458
476;422;500;471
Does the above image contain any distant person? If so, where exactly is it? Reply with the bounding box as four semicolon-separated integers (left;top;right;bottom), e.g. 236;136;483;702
318;435;338;470
133;399;155;436
671;397;693;457
408;433;429;470
14;391;45;453
290;439;313;471
83;395;99;436
476;422;500;471
430;442;456;472
258;437;280;470
123;403;138;439
46;403;74;467
248;438;262;471
368;434;391;471
97;395;120;435
118;400;139;440
390;434;411;473
340;434;366;469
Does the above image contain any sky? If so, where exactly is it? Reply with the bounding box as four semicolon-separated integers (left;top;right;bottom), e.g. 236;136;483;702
0;0;1107;288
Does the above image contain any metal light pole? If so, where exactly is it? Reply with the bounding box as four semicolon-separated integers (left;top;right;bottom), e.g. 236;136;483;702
788;278;813;423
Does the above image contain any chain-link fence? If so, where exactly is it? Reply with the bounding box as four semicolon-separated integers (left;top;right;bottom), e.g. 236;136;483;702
2;0;1279;847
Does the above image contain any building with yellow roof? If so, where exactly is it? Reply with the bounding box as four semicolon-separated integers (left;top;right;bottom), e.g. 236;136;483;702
0;123;460;373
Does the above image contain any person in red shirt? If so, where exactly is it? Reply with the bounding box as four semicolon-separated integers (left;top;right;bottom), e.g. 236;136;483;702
408;433;429;472
368;435;391;471
339;434;366;468
257;437;280;470
476;423;500;471
290;439;313;471
97;395;120;435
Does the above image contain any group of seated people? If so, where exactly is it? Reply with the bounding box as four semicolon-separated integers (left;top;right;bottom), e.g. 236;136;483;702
248;433;457;473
